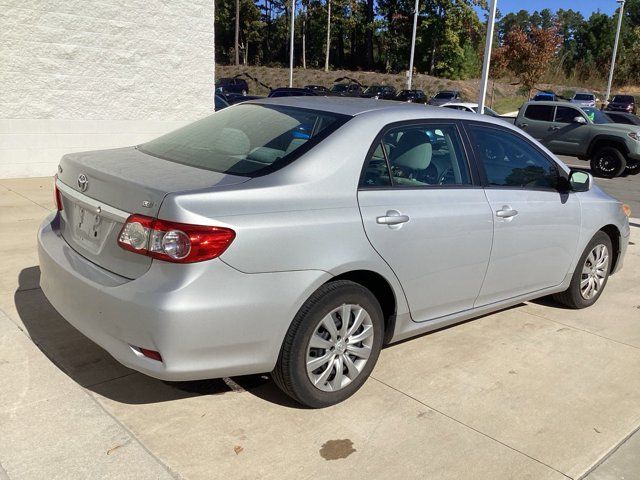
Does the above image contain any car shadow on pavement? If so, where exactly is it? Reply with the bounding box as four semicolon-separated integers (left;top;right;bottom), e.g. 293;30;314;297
14;266;303;408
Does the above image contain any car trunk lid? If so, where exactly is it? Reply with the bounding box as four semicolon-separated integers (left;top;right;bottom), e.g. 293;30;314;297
56;146;249;279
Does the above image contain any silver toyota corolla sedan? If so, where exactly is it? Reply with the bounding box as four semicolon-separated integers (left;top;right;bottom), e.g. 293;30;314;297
38;97;630;407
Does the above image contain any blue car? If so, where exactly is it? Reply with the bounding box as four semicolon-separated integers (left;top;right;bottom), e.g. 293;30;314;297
532;92;557;102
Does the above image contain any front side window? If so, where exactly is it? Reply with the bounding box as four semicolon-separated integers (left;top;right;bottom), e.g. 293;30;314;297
468;124;560;190
554;106;582;123
361;124;471;188
582;107;611;124
140;104;349;177
524;104;554;121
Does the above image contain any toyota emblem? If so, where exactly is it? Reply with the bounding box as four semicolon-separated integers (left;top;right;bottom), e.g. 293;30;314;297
77;174;88;192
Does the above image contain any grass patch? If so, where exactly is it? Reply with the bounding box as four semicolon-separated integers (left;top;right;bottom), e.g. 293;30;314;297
490;96;527;114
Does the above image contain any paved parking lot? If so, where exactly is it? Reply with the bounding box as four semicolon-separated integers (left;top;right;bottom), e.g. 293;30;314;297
1;169;639;480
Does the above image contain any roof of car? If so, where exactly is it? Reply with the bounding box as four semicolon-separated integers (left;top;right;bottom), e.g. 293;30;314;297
244;96;511;124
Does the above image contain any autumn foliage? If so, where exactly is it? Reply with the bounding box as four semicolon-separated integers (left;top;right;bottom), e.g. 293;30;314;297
493;26;561;95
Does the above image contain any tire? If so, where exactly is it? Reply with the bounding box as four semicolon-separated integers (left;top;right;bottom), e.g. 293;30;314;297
553;231;613;309
272;280;384;408
590;147;627;178
625;161;640;175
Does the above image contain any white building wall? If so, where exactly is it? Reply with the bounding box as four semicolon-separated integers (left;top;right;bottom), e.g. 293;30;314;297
0;0;214;178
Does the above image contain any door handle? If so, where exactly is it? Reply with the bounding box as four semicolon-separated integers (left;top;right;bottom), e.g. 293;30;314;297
376;210;410;226
519;123;528;128
550;126;560;131
496;206;519;218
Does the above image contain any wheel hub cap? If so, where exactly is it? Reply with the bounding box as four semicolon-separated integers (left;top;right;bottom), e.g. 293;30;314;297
580;244;609;300
306;303;374;393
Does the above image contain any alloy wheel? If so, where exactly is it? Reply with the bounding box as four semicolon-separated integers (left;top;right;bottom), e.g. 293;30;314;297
596;155;617;174
580;244;609;300
306;304;374;392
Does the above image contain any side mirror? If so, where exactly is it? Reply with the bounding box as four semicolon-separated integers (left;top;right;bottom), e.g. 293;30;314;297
569;170;592;192
573;116;587;124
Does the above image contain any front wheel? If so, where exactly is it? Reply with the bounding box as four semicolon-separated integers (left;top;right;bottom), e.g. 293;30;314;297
553;231;612;309
272;280;384;408
590;147;626;178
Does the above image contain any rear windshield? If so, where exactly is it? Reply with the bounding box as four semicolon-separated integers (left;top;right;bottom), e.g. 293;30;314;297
574;94;594;100
434;92;455;99
139;104;349;177
612;95;634;103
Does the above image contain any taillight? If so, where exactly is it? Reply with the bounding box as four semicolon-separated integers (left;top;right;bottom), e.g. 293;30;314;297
54;175;63;211
117;214;235;263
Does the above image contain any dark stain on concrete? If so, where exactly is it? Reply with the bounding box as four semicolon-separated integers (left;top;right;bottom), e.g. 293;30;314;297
319;439;356;460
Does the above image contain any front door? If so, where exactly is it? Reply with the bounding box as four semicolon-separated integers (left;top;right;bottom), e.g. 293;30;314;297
547;105;591;156
358;122;493;321
465;122;581;305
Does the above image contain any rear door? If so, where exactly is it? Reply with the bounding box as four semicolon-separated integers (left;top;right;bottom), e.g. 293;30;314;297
465;122;581;305
358;121;493;322
517;104;554;142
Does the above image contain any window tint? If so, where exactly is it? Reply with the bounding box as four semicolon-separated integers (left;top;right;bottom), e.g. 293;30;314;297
524;104;554;121
363;124;471;187
361;142;392;187
574;94;594;100
612;95;634;103
555;106;581;123
140;104;349;177
468;125;560;190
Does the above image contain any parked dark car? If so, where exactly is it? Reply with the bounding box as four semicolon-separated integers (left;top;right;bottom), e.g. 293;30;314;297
214;94;229;111
532;92;557;102
215;77;249;95
427;90;462;106
268;87;317;98
396;89;427;104
224;93;264;105
329;83;363;97
605;95;637;115
304;85;329;94
604;111;640;126
360;85;397;100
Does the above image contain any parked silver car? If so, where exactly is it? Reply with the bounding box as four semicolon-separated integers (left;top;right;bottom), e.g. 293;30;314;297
570;92;597;108
38;97;630;407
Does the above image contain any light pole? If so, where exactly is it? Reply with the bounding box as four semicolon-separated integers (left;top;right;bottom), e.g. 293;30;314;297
605;0;625;105
477;0;498;115
289;0;296;87
407;0;419;90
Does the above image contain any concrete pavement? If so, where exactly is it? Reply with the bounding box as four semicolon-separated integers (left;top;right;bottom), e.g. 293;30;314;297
1;176;639;479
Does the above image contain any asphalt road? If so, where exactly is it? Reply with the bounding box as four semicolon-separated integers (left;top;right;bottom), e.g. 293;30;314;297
558;155;640;217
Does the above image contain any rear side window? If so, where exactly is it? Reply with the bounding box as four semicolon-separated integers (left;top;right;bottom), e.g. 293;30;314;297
468;124;560;190
139;104;349;177
555;106;582;123
360;124;471;188
524;104;554;121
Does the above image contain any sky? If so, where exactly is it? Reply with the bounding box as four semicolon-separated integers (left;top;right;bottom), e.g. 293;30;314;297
496;0;619;16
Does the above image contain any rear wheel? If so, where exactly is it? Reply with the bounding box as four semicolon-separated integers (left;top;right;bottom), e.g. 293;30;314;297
272;280;384;408
553;231;612;309
590;147;626;178
625;161;640;175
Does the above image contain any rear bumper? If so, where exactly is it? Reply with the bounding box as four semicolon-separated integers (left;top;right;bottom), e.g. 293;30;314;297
38;213;330;381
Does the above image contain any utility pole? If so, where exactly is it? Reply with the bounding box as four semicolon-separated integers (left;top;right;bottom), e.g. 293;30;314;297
325;0;331;72
605;0;626;105
289;0;296;87
477;0;497;114
235;0;240;65
408;0;419;90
